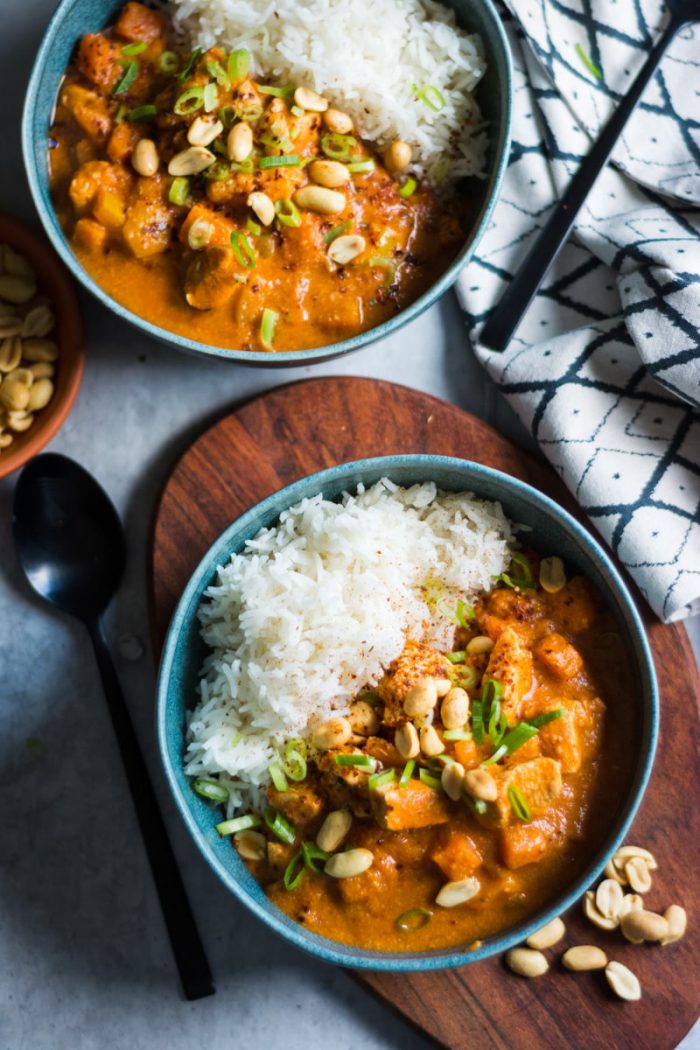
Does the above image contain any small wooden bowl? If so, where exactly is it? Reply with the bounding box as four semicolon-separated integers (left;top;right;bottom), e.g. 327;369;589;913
0;212;84;480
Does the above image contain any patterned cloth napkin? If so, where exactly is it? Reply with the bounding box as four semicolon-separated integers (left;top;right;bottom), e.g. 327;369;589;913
457;0;700;623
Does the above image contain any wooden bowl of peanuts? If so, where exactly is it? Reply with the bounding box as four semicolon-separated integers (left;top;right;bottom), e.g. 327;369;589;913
0;212;84;478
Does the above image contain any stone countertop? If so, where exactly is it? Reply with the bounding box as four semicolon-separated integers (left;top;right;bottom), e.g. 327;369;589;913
1;4;697;1048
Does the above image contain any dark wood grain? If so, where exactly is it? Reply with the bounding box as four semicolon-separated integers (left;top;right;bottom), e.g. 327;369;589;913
149;376;700;1050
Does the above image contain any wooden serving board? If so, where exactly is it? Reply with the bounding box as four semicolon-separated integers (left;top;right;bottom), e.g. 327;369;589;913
150;377;699;1050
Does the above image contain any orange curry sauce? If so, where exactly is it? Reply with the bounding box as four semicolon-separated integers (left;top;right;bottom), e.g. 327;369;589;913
48;2;469;352
254;568;635;952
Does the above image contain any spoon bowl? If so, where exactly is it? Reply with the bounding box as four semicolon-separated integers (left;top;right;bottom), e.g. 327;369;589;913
13;453;124;620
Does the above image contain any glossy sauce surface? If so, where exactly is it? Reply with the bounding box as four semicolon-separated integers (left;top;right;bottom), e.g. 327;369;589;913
48;2;468;352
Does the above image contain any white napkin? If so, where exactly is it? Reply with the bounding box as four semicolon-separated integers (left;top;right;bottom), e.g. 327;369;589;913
457;0;700;623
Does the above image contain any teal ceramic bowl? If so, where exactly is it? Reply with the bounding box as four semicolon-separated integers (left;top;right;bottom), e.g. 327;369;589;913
22;0;512;366
157;455;658;971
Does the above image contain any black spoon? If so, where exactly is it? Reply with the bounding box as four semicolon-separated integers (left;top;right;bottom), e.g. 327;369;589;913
12;453;214;1001
480;0;698;351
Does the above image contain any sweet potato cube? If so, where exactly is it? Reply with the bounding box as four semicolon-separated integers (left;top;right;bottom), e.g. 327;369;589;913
479;757;562;829
371;779;451;830
73;217;107;252
535;632;583;680
93;189;126;229
483;626;533;720
107;122;141;162
77;33;121;92
122;199;172;258
539;702;584;773
454;737;482;770
500;822;550;869
546;576;598;634
115;2;165;43
431;827;482;881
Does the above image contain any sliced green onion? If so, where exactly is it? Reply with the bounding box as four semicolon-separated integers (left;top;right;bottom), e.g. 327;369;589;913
501;722;538;755
436;754;454;766
275;198;301;227
114;103;128;123
230;231;256;268
158;50;179;75
488;698;508;747
508;785;532;822
228;48;250;81
283;749;307;782
321;132;357;161
206;57;230;88
398;177;417;198
122;41;147;57
193;777;230;802
443;729;471;741
323;219;352;244
464;794;488;816
399;759;415;788
230;731;242;747
395;907;432;932
369;768;396;792
113;61;138;96
258;83;294;98
419;768;442;791
493;554;537;589
179;47;202;82
283;850;305;891
216;813;261;836
259;154;300;169
413;82;446;112
575;43;603;80
301;840;329;873
285;738;307;761
174;86;204;115
456;599;475;627
264;805;295;844
203;82;219;112
526;708;566;729
481;678;503;711
471;698;484;745
511;553;534;583
126;104;157;121
204;160;231;182
260;307;278;350
247;217;262;237
447;651;466;664
333;753;377;771
169;177;190;206
232;99;264;122
481;744;507;767
269;760;289;792
454;666;479;690
347;159;374;174
290;104;304;117
367;255;397;286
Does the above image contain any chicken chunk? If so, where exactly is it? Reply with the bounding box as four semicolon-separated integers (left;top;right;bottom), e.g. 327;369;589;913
478;757;563;829
115;1;165;43
62;84;112;144
316;750;371;818
430;827;483;881
77;33;121;92
184;247;239;310
499;821;550;869
376;640;453;727
336;849;399;913
267;782;324;830
483;626;533;720
535;632;583;680
537;700;599;774
371;779;451;830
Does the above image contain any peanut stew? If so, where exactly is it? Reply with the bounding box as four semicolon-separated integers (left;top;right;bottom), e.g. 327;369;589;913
197;553;636;952
48;2;470;352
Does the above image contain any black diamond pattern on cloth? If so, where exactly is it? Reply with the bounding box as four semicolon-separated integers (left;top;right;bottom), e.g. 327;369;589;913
457;1;700;622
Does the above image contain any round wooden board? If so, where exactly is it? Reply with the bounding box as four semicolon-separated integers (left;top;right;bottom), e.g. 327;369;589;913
150;376;699;1050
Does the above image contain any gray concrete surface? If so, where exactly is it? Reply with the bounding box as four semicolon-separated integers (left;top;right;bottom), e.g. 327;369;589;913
1;3;697;1049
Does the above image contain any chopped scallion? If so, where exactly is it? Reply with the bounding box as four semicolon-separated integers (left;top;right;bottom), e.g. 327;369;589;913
301;840;329;872
501;722;538;755
158;50;179;75
456;598;475;627
321;132;357;162
113;61;138;96
203;82;218;112
259;154;300;169
193;777;230;803
487;697;508;747
511;553;534;583
399;759;415;788
398;177;417;198
260;307;278;350
269;760;289;792
508;784;532;822
413;82;446;112
230;231;256;268
419;768;442;791
285;738;307;761
290;104;304;117
169;177;190;206
471;698;484;745
368;768;395;792
228;49;250;81
275;198;301;227
454;665;479;690
447;651;466;664
121;41;148;56
126;104;158;121
179;47;203;82
323;219;352;244
264;805;295;844
526;708;566;728
283;850;305;891
347;159;374;174
216;813;261;836
333;753;377;771
283;748;307;782
443;729;471;741
247;216;262;237
464;794;488;816
174;86;204;116
205;57;229;88
481;744;507;766
395;907;432;932
258;83;294;98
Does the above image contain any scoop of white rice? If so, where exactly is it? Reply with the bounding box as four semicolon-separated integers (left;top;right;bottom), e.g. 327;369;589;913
185;479;514;813
170;0;488;183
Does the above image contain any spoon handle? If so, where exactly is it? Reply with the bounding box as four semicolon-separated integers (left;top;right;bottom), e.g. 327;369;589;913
479;16;684;352
88;618;214;1001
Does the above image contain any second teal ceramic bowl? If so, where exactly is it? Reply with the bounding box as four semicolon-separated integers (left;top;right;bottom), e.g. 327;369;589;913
157;455;658;971
22;0;512;366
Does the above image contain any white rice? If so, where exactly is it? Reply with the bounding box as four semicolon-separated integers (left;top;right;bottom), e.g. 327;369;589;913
169;0;489;183
185;479;514;813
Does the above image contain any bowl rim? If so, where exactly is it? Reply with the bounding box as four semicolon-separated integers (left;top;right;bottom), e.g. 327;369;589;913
0;212;84;480
156;453;659;971
22;0;513;367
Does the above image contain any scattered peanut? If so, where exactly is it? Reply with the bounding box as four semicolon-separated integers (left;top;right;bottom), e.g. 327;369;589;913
293;186;346;215
324;848;373;879
311;716;352;750
605;961;642;1001
506;947;549;978
562;945;608;971
247;191;275;227
316;809;353;853
419;722;444;757
309;159;351;188
227;122;253;163
620;909;669;944
625;856;653;894
294;86;328;112
395;721;420;759
323;108;353;134
435;876;480;908
463;767;497;803
583;890;619;931
538;555;566;593
327;234;366;266
131;138;160;177
466;635;494;656
441;760;465;801
187;115;224;148
659;905;687;946
403;677;439;718
234;829;266;861
347;699;379;736
383;139;412;174
526;917;566;951
441;687;469;729
595;878;624;921
168;146;216;176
